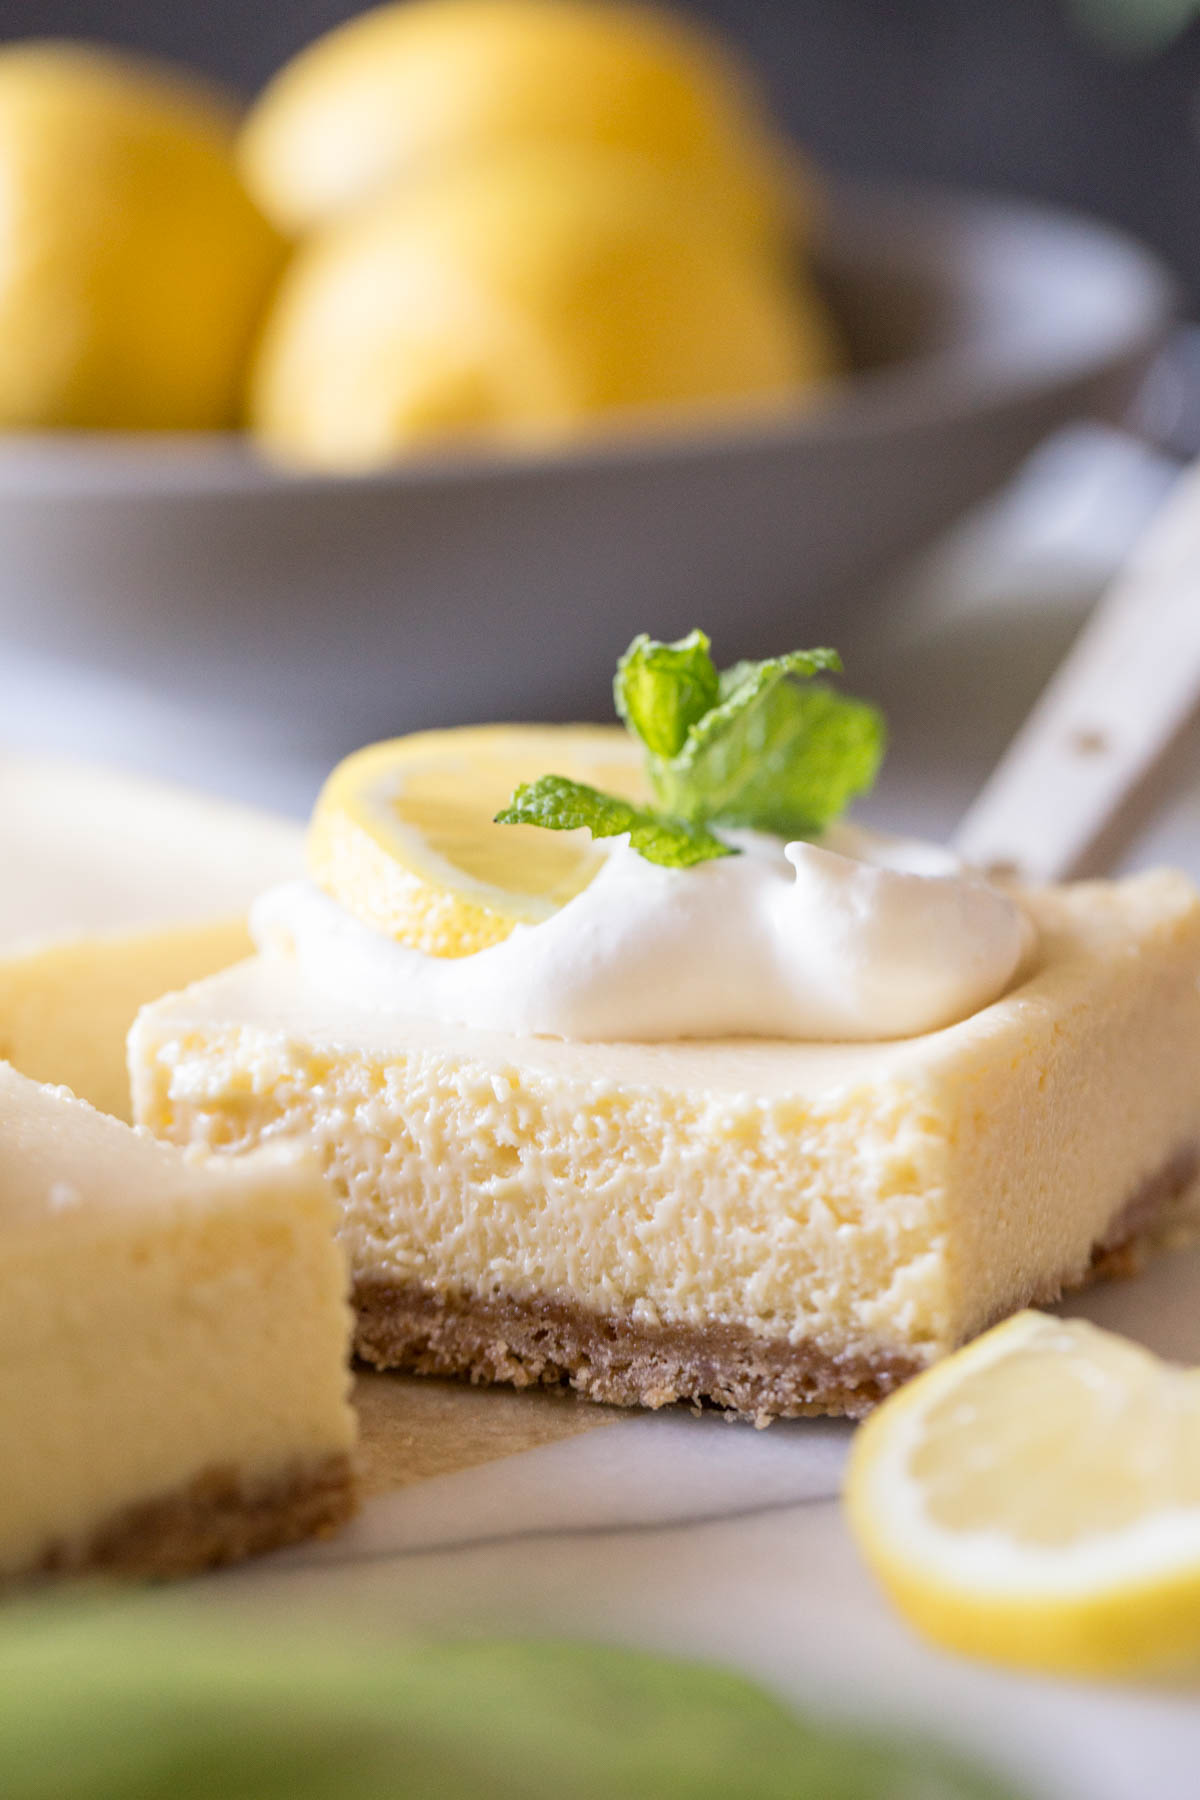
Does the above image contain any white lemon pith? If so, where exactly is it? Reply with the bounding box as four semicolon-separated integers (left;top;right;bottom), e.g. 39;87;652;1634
307;724;646;956
847;1310;1200;1675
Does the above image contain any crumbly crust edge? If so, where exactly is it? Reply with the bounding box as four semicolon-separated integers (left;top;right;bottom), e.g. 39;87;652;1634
356;1283;921;1425
21;1452;356;1585
354;1146;1200;1425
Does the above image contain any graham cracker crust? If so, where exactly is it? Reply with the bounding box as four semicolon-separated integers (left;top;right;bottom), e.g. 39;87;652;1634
356;1283;922;1424
28;1452;356;1583
355;1146;1200;1425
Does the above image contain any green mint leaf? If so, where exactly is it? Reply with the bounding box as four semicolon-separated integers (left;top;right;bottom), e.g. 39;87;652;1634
613;630;720;759
715;647;842;706
496;774;733;867
649;667;884;838
677;646;844;777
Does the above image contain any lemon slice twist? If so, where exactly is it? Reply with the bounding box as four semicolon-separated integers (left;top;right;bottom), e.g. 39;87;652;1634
307;723;646;957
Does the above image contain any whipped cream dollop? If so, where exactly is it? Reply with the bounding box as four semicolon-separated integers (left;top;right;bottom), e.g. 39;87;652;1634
252;823;1035;1043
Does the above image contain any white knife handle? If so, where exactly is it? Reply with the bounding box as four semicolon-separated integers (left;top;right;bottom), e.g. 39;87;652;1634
954;457;1200;883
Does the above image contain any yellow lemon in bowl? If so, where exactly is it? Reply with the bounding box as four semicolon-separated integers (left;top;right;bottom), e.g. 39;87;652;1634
238;0;806;249
248;145;838;469
0;41;281;430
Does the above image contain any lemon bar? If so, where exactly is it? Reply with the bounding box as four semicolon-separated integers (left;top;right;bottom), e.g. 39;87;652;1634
130;869;1200;1422
0;1062;355;1582
0;755;301;1117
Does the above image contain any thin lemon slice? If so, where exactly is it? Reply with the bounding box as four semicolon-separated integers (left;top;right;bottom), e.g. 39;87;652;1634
307;723;645;956
846;1310;1200;1676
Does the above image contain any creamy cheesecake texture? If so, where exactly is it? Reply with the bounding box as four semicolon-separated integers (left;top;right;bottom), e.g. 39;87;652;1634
130;871;1200;1418
0;1064;355;1579
0;755;302;1117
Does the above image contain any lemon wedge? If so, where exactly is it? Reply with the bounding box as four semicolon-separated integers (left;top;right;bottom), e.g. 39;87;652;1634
308;724;646;956
846;1310;1200;1676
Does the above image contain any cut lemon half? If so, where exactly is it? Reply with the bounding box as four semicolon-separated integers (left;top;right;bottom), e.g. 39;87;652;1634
308;723;645;956
846;1310;1200;1676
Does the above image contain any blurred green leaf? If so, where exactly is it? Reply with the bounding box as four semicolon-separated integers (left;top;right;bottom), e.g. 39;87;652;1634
0;1604;1026;1800
1067;0;1200;51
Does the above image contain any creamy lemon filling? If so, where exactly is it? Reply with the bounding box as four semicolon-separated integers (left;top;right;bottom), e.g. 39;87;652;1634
258;824;1033;1042
131;871;1200;1410
0;1065;355;1576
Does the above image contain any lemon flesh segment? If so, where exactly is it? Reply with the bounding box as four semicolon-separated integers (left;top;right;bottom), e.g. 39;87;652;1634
846;1310;1200;1676
307;724;645;957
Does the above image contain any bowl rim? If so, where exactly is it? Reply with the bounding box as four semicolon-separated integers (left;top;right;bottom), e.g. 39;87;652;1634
0;177;1177;498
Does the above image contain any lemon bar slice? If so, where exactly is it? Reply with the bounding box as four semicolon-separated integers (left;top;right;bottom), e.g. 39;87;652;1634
0;755;301;1118
0;1062;354;1582
130;870;1200;1422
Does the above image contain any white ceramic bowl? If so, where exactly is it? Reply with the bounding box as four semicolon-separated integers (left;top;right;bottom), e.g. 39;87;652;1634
0;180;1175;760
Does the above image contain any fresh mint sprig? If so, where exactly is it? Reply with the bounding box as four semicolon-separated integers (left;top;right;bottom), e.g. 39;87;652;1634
495;630;885;867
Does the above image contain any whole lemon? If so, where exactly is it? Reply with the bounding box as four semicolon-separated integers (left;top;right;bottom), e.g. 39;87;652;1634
248;147;837;470
0;42;281;430
239;0;803;246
